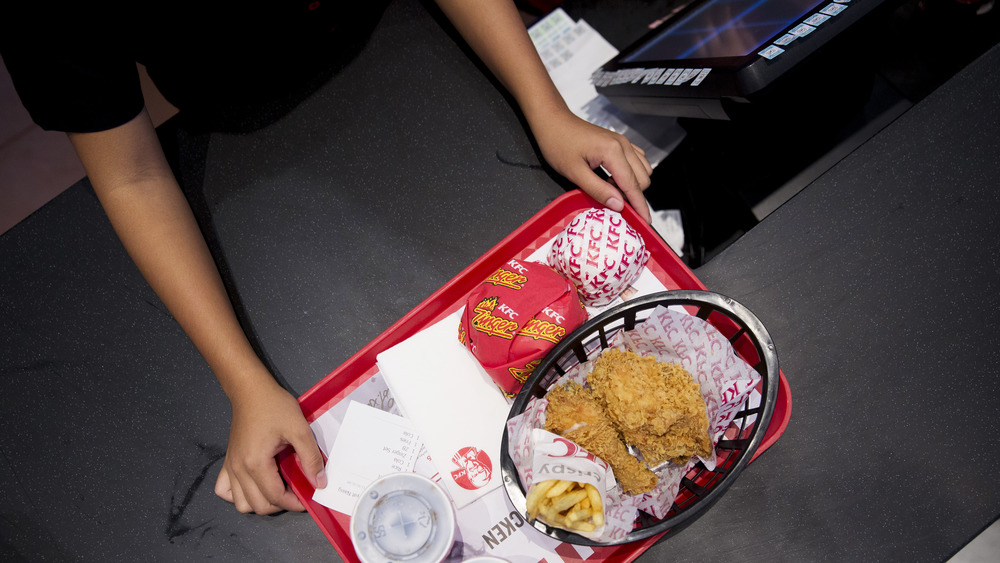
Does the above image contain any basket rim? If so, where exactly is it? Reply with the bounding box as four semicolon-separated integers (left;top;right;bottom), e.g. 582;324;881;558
500;289;780;545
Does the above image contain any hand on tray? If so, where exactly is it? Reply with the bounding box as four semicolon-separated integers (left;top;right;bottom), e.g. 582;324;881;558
214;379;327;514
531;110;653;223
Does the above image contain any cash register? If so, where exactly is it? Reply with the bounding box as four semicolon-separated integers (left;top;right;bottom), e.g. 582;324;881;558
592;0;900;265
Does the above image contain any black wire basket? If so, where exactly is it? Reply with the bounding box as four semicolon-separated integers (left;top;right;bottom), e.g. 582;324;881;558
500;289;779;545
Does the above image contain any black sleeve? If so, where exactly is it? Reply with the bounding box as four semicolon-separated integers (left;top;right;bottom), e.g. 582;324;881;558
1;19;144;133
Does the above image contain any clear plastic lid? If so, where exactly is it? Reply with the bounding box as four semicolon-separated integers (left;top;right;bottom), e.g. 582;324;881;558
351;473;456;563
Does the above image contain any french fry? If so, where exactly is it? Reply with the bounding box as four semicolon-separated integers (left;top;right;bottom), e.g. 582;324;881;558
527;479;606;534
584;483;605;526
539;504;565;526
526;480;556;518
550;489;588;513
566;506;591;523
545;479;573;498
532;479;557;498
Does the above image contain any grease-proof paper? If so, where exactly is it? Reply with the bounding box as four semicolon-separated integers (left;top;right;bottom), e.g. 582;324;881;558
507;305;761;541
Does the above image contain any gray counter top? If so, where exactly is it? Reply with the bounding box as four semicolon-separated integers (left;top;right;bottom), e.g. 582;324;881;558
646;36;1000;563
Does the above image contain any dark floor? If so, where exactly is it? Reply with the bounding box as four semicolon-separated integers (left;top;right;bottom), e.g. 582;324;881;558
0;62;178;235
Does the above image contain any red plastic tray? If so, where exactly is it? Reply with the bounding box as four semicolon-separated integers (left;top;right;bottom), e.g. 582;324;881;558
278;190;792;563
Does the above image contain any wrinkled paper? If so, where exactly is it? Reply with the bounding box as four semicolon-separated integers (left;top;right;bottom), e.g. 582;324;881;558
507;305;761;540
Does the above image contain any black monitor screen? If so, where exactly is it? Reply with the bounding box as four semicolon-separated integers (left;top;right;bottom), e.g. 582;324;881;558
623;0;827;61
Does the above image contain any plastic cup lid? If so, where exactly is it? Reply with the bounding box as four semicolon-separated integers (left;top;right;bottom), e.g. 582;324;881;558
350;473;456;563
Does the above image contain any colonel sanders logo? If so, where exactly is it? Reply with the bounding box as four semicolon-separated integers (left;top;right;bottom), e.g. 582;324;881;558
451;447;492;490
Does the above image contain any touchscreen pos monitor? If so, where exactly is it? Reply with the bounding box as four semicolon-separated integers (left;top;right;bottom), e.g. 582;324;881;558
594;0;888;119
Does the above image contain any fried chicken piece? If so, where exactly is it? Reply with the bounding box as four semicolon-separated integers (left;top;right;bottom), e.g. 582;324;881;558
587;348;711;466
545;381;657;495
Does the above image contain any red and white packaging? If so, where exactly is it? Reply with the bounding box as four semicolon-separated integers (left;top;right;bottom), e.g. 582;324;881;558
459;258;587;397
507;304;761;538
508;398;645;542
546;208;650;307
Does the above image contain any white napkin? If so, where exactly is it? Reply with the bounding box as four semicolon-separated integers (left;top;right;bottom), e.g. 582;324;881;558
376;308;511;508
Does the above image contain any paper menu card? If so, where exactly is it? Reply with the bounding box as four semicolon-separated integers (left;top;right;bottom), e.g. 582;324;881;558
376;309;510;509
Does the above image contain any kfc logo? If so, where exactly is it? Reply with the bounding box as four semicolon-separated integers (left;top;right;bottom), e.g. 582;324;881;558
506;259;530;274
451;447;493;490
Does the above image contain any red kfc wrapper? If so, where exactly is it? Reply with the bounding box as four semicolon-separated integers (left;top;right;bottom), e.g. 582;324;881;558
459;258;587;397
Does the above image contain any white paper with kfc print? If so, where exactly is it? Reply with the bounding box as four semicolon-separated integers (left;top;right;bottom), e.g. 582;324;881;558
616;305;761;518
449;486;567;562
509;305;761;523
532;429;645;542
546;208;650;307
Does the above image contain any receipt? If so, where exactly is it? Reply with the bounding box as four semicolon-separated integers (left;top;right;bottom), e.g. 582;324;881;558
528;8;686;169
312;400;422;515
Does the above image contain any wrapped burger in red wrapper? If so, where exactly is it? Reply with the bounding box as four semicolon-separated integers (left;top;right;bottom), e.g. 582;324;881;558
547;208;650;307
459;258;588;397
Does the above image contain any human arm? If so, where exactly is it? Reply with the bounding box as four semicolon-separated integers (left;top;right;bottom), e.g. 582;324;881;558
68;109;326;514
433;0;653;222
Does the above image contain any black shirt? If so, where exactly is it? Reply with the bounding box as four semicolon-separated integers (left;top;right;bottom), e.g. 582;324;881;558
1;1;388;133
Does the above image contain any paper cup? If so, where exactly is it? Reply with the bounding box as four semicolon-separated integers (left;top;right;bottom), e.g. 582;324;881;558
350;473;456;563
